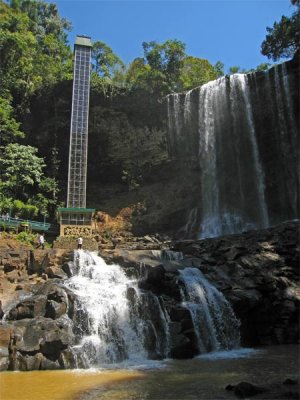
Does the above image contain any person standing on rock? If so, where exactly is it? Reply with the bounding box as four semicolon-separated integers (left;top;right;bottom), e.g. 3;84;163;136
36;233;45;250
0;300;4;319
77;236;83;250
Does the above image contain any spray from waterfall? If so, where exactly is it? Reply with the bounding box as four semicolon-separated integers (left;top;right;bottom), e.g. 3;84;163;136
166;66;298;238
65;251;171;367
65;251;242;367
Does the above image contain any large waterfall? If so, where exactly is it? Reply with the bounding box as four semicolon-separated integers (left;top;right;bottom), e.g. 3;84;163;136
167;62;299;238
65;251;240;367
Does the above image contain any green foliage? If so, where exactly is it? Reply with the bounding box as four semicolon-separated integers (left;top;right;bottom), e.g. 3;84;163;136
11;199;38;218
0;1;72;112
261;2;299;61
142;39;186;91
228;66;241;75
0;96;24;144
246;63;272;73
0;193;13;213
92;40;124;79
16;230;36;245
0;143;45;198
214;61;225;78
179;56;217;90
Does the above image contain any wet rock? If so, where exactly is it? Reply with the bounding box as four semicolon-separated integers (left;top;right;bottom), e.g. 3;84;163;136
10;317;74;364
45;300;67;319
62;261;76;278
7;296;47;320
142;264;165;285
59;349;78;369
283;378;298;385
233;382;266;398
170;333;197;359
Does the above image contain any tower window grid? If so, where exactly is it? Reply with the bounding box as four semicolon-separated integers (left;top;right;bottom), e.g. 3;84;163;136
67;45;92;209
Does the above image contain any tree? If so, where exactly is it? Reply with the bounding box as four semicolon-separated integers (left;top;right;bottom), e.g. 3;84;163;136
0;97;24;145
0;143;45;199
142;39;186;91
261;1;299;61
214;61;225;78
179;56;217;90
228;66;241;75
92;40;124;79
0;1;72;113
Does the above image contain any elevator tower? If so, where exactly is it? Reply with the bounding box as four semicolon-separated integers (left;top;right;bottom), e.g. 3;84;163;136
58;35;95;237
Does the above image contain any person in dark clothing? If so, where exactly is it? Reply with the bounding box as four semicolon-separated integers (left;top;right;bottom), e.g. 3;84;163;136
0;300;4;320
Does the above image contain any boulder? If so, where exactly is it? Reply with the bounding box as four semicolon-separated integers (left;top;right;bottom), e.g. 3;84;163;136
233;382;266;398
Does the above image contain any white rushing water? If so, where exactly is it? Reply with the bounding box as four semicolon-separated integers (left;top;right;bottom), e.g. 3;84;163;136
65;251;172;368
65;251;241;367
167;66;298;238
66;251;147;367
179;267;240;353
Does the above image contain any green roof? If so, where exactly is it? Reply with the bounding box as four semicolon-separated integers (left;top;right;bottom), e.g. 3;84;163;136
58;207;95;213
75;36;92;47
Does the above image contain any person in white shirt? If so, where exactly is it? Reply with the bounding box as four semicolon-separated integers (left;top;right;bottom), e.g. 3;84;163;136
77;236;83;250
37;233;45;250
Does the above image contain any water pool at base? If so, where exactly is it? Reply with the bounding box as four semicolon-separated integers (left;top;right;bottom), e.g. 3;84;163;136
0;345;299;400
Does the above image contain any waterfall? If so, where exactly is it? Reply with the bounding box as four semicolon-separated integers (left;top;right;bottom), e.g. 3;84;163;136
196;74;268;238
65;251;170;367
237;74;269;228
178;267;240;353
151;249;184;261
63;251;241;367
167;63;299;238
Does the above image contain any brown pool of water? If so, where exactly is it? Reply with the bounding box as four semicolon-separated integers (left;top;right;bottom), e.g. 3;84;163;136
0;345;299;400
0;369;145;400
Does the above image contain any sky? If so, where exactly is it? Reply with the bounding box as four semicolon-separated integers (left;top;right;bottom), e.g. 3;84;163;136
49;0;295;72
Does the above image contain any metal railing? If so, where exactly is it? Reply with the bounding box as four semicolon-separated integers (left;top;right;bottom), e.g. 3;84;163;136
0;216;55;232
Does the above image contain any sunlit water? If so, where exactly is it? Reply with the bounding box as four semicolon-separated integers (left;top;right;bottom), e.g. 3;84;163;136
1;345;298;400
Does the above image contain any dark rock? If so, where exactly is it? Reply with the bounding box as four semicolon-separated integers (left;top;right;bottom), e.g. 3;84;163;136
225;384;235;391
45;300;67;319
170;333;197;359
283;379;298;385
169;306;192;322
59;349;78;369
7;296;47;320
233;382;266;398
9;316;74;368
62;261;76;278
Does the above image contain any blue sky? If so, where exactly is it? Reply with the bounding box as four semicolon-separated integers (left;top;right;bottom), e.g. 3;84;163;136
50;0;295;72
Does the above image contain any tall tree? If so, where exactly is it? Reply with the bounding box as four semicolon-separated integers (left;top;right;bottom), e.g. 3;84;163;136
142;39;186;91
179;56;217;90
92;40;124;79
261;0;299;61
0;1;72;113
0;143;45;199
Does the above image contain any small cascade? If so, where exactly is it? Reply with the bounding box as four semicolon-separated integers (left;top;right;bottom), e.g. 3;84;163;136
65;251;170;367
131;289;171;359
178;267;240;353
151;249;184;261
63;251;241;367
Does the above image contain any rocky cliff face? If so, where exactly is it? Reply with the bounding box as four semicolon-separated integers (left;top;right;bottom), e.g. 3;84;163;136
25;57;299;237
171;221;299;346
106;221;299;350
167;58;299;238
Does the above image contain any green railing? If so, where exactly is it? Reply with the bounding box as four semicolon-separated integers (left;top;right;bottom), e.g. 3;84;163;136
0;217;58;233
